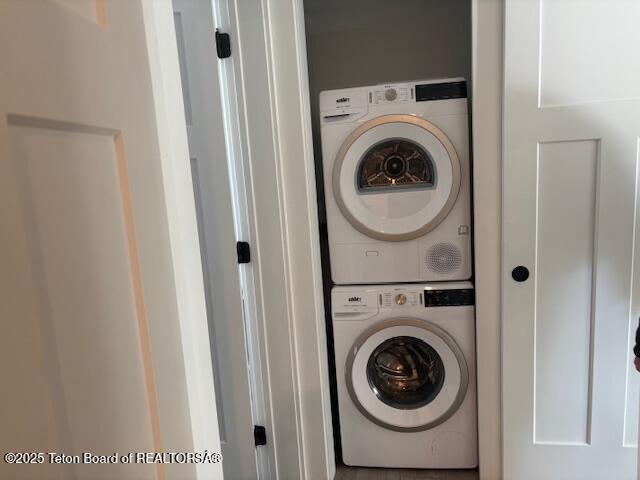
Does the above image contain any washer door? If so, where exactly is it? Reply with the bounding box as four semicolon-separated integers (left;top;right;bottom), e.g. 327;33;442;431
333;114;461;241
346;318;468;432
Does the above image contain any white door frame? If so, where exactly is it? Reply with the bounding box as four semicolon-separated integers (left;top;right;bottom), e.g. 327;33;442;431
471;0;503;479
210;0;335;478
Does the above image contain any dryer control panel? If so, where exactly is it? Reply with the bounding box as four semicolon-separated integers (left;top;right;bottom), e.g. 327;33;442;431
369;84;413;105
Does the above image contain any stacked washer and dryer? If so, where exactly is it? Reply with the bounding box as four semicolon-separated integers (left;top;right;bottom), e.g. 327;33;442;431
320;78;478;469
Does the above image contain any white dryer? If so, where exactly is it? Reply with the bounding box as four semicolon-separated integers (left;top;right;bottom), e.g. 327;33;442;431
320;78;472;284
332;282;477;468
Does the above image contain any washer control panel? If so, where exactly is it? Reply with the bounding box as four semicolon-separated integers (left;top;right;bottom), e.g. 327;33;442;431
369;84;413;105
424;288;475;307
334;285;474;318
380;288;420;307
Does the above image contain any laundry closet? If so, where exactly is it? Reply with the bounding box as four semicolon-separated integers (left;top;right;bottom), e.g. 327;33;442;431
302;0;477;476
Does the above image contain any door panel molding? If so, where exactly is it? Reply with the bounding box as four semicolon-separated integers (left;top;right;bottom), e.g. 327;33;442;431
503;0;640;478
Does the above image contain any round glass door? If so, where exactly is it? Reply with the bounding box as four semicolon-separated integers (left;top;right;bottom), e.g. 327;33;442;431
357;139;436;193
367;336;445;410
346;319;468;432
333;114;461;241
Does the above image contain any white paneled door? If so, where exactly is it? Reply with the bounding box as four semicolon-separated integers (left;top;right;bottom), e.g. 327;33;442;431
503;1;640;479
0;1;221;479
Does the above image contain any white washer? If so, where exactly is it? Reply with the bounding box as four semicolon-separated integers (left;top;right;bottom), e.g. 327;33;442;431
320;78;472;284
332;282;477;468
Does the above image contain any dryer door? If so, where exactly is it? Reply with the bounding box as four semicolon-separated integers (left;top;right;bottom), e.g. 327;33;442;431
346;318;468;431
333;114;461;241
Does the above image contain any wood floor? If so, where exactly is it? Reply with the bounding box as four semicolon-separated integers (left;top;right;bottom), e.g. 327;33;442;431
335;464;479;480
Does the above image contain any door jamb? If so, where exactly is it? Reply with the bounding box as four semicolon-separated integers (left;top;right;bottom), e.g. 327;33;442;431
471;0;503;478
210;0;276;477
209;0;335;478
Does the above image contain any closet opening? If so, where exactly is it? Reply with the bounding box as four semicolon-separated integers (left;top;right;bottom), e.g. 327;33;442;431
302;1;477;478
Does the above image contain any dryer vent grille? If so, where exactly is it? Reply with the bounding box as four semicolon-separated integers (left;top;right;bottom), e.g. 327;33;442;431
425;242;462;275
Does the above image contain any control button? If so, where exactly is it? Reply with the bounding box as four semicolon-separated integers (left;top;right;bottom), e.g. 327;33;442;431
395;293;407;305
365;250;379;256
385;88;398;101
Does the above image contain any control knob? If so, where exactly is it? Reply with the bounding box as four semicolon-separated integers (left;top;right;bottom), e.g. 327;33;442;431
395;293;407;305
385;88;398;101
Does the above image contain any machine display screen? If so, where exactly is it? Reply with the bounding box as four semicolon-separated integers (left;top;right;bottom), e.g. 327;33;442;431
424;288;474;307
415;81;467;102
